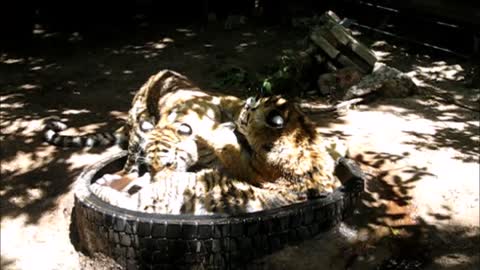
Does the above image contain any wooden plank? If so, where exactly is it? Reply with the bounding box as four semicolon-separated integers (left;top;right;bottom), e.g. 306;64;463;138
305;44;317;55
315;54;325;64
320;10;341;24
336;54;368;74
310;30;339;59
320;27;340;48
330;24;351;46
341;49;374;73
349;39;378;67
325;61;338;72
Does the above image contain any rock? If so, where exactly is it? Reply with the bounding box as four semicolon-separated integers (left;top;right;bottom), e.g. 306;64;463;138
317;67;364;98
343;63;417;100
317;72;337;95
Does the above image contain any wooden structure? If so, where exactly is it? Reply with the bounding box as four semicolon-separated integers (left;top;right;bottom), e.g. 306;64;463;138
309;11;378;74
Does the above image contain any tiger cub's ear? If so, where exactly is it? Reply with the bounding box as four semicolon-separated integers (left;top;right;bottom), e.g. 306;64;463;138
292;102;302;113
245;96;258;109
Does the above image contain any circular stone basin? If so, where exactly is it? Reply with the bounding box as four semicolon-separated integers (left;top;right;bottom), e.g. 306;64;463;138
73;151;364;269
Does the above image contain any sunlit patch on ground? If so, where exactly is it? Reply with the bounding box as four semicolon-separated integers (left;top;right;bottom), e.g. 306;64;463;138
409;61;466;83
1;14;478;269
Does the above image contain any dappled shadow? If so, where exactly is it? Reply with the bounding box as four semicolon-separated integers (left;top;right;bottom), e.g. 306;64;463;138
363;95;480;164
348;37;480;164
350;150;420;228
317;129;350;141
329;35;479;266
0;18;311;225
0;90;128;224
258;144;478;269
355;151;410;169
1;12;306;94
309;112;348;128
367;34;478;86
1;7;478;269
339;150;478;268
404;122;479;163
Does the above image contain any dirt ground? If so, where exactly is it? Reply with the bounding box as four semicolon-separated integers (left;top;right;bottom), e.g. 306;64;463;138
1;19;479;270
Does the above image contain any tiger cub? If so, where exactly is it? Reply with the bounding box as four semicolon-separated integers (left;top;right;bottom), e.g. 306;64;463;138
138;94;346;206
91;94;348;214
148;94;347;194
123;71;247;178
143;96;250;180
91;95;347;214
43;70;198;175
43;69;244;179
234;95;346;196
91;168;302;215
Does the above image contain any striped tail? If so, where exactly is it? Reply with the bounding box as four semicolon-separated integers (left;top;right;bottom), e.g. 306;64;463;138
43;120;127;148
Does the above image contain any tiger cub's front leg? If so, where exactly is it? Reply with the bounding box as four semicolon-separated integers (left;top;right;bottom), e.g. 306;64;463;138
201;122;264;185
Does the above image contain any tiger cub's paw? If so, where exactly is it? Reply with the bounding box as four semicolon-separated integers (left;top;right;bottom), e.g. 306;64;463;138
96;172;141;192
211;122;240;150
218;121;236;131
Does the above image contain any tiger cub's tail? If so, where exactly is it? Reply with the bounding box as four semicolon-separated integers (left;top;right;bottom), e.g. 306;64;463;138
43;120;127;148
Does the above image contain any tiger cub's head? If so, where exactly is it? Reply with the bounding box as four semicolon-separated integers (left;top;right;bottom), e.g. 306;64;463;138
236;95;321;176
144;122;199;175
237;95;317;149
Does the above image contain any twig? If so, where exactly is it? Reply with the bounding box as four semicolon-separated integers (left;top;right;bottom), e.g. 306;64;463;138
298;98;364;115
420;83;480;112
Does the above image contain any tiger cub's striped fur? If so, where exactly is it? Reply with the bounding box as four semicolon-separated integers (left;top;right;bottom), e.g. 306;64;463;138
136;76;246;177
144;101;247;180
44;69;244;176
91;168;302;215
91;95;347;215
43;69;196;174
235;95;345;195
142;95;346;213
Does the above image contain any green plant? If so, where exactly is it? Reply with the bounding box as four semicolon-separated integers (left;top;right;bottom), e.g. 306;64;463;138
213;66;249;89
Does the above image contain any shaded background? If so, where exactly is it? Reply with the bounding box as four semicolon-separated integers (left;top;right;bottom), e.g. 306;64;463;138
1;0;479;56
